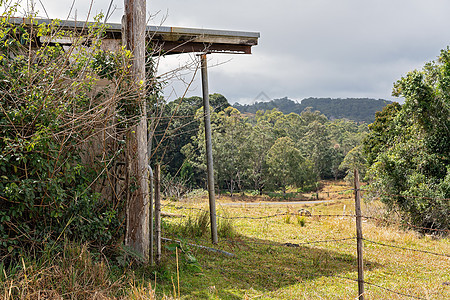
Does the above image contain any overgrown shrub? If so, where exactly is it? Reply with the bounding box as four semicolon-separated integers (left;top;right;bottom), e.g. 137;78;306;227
0;13;145;261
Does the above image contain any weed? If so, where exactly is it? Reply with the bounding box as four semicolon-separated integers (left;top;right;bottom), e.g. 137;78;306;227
175;210;236;239
165;242;203;274
176;211;210;238
218;214;236;239
283;215;291;224
297;216;306;227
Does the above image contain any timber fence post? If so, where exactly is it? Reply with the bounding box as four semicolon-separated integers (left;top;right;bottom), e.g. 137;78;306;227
155;164;161;265
149;166;154;265
354;169;365;299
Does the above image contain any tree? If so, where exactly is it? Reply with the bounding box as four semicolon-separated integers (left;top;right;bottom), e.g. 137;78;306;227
212;107;250;196
362;102;401;165
153;94;230;177
246;119;275;194
339;145;367;183
266;137;316;194
364;48;450;230
301;121;334;179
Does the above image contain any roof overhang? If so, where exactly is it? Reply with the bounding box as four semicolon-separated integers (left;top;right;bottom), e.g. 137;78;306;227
9;18;260;55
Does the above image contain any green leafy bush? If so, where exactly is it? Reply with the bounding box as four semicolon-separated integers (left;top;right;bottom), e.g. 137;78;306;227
364;48;450;231
0;14;139;261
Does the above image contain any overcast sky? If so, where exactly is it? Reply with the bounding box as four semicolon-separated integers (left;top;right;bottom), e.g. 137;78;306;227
26;0;450;104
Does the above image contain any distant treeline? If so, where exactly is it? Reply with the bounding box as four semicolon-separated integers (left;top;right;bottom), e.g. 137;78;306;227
233;97;393;123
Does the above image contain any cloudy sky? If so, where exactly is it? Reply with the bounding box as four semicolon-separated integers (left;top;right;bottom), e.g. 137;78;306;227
26;0;450;104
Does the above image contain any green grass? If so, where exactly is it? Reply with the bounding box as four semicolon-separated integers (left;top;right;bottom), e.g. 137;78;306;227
1;181;448;299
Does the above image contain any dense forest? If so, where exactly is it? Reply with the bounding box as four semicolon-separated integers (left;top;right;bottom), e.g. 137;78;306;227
233;97;393;123
153;96;368;196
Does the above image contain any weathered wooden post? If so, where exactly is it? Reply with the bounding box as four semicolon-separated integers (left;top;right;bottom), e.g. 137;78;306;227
354;169;364;299
200;53;218;244
148;165;154;264
154;164;161;265
123;0;149;261
148;120;154;265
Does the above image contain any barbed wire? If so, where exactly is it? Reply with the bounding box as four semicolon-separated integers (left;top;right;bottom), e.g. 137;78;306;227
162;203;450;233
361;190;450;201
360;215;450;233
164;204;356;220
158;190;447;300
222;237;356;248
363;238;450;258
329;274;427;300
165;197;445;299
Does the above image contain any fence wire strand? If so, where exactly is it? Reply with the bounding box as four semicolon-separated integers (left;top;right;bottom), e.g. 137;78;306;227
222;237;356;248
329;274;428;300
363;238;450;258
163;202;450;233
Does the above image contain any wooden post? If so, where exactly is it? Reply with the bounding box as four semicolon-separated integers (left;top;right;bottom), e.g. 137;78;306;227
148;166;154;265
123;0;149;261
148;118;154;265
354;169;364;299
154;164;161;265
200;53;218;244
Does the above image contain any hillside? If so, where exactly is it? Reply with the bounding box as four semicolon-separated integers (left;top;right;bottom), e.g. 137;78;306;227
233;97;394;123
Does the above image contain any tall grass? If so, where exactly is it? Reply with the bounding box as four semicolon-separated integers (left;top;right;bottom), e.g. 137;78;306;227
0;241;172;299
174;211;236;239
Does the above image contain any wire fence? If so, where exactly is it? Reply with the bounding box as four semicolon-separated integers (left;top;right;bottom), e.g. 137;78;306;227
159;181;449;299
164;205;450;259
163;202;450;234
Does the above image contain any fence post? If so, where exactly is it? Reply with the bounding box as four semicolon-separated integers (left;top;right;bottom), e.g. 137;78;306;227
149;166;154;265
155;164;161;265
354;169;364;299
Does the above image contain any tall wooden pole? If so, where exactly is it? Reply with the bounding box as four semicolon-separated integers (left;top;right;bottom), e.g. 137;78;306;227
123;0;149;261
200;54;218;244
354;169;364;299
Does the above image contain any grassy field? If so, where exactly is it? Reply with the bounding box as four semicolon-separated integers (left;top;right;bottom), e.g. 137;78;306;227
1;181;448;299
157;181;449;299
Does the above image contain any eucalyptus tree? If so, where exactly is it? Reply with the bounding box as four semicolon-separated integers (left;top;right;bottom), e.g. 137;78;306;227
266;137;316;194
212;107;251;196
246;119;275;194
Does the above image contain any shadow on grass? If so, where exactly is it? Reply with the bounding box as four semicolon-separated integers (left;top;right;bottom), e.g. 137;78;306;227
155;230;381;299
